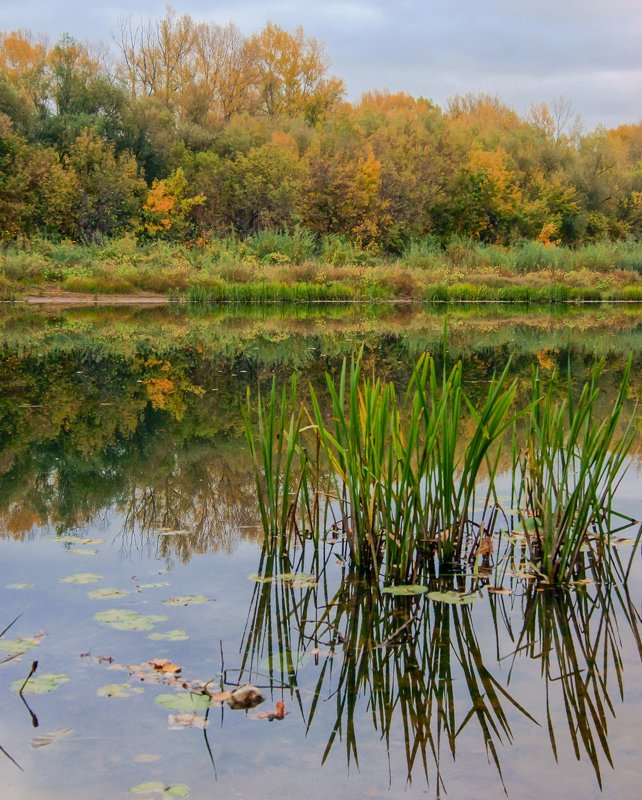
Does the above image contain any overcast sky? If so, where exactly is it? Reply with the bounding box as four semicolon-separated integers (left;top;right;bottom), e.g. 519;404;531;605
1;0;641;130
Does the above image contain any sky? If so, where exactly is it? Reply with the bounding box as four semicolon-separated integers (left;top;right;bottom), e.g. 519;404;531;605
1;0;641;130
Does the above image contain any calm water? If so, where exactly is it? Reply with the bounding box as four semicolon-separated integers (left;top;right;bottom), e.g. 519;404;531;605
0;303;641;800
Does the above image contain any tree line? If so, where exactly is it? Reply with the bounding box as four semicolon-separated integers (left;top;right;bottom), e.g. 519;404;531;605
1;7;641;250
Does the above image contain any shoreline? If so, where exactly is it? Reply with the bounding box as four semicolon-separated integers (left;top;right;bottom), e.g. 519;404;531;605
4;293;642;308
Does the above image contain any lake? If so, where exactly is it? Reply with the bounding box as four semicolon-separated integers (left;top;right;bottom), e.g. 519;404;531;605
1;303;641;800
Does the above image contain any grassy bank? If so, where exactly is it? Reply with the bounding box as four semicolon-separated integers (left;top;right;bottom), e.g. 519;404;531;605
2;235;642;302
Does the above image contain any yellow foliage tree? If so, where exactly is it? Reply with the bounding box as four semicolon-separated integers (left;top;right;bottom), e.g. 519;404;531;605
143;167;206;239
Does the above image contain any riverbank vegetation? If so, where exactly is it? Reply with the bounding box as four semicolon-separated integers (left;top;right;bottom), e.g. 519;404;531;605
1;9;641;301
2;237;642;301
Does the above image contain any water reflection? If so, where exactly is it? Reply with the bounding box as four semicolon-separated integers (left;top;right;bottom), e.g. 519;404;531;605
2;304;642;546
237;544;641;796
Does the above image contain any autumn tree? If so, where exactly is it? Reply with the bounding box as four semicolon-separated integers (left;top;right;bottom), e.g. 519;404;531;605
142;166;205;240
0;30;48;107
116;6;194;112
250;23;344;123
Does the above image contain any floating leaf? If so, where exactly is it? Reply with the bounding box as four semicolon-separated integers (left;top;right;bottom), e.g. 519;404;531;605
148;630;189;642
70;549;98;556
97;683;145;698
52;536;104;545
247;574;273;584
488;587;512;595
11;673;69;695
87;588;131;600
382;584;428;596
155;692;211;713
134;754;161;763
6;582;33;590
129;782;166;795
427;591;478;605
31;728;73;749
163;595;209;607
149;659;181;674
0;634;44;657
60;573;103;585
511;570;537;580
94;609;167;631
611;537;637;547
138;582;171;589
155;529;191;537
168;713;208;730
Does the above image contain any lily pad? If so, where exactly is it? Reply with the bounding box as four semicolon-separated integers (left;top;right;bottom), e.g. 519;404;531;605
87;588;131;600
70;549;98;556
155;692;211;713
382;584;429;596
6;582;33;589
94;609;167;631
97;683;145;698
60;573;103;584
427;590;478;605
247;573;273;584
163;595;209;607
0;636;43;656
130;782;190;798
11;673;69;695
52;536;104;545
148;630;190;642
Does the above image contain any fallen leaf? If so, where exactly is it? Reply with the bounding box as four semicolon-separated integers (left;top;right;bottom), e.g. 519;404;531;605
251;700;288;721
31;728;73;749
70;549;98;556
134;754;162;763
227;684;264;710
168;713;208;730
477;538;494;556
150;659;181;674
138;582;171;589
488;587;512;595
207;690;231;702
155;529;191;536
6;583;33;590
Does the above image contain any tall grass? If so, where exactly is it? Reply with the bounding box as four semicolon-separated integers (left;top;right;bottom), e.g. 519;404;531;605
513;359;639;582
243;352;639;585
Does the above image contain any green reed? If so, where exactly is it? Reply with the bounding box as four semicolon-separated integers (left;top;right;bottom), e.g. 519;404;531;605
243;352;638;585
513;358;639;583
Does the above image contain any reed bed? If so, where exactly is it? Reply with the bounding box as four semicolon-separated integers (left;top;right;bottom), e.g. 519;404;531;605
242;352;639;585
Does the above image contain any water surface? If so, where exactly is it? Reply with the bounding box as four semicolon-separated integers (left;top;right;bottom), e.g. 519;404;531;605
1;303;641;799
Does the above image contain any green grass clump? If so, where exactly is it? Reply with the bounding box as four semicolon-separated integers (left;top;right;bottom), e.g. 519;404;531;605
513;359;639;583
243;352;639;585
